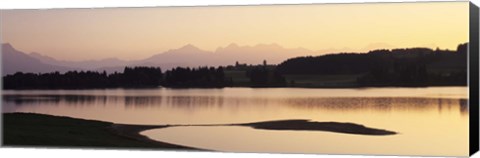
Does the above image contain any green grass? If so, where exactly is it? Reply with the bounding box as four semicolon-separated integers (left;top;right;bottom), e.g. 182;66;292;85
2;113;187;149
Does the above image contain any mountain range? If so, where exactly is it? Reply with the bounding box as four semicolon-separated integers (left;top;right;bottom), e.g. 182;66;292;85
2;43;73;75
1;43;315;76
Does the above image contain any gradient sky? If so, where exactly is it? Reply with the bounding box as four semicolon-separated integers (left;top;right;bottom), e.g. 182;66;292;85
0;2;469;61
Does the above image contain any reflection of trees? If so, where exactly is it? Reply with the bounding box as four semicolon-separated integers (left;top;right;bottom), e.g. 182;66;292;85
459;99;468;114
124;96;163;107
283;97;468;115
3;94;468;115
127;96;271;110
4;94;102;105
4;94;272;110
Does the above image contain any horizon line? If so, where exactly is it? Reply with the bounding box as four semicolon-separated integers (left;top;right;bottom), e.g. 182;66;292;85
1;41;469;62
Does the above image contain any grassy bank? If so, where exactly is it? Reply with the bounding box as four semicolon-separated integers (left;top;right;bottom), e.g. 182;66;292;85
2;113;195;150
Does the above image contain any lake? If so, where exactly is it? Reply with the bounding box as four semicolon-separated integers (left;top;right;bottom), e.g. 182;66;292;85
2;87;469;156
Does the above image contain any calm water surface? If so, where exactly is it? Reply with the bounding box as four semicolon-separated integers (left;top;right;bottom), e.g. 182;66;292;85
2;87;469;156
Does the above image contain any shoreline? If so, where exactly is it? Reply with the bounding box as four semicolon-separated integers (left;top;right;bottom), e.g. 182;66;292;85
2;113;199;150
2;85;468;91
105;124;203;150
3;113;397;150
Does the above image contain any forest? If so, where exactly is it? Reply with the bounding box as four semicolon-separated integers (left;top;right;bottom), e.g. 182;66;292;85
277;43;467;87
3;65;285;89
3;43;468;89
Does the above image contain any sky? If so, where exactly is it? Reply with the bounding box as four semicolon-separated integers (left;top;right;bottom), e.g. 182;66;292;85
0;1;469;61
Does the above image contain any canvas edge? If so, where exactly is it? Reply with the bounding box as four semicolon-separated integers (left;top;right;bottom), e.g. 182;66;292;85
469;1;480;156
0;9;4;147
0;1;475;157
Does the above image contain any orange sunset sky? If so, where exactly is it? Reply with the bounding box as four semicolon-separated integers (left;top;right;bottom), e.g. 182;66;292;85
0;1;469;61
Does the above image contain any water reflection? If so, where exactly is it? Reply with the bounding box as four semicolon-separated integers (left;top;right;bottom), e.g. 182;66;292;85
1;88;469;156
285;97;468;114
3;94;468;115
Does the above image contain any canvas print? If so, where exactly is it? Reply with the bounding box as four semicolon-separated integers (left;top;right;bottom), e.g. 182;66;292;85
0;1;475;157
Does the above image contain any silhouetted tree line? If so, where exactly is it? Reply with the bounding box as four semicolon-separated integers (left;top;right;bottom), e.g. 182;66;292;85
224;61;286;87
246;67;286;87
277;43;468;87
3;66;235;89
164;67;232;88
3;67;163;89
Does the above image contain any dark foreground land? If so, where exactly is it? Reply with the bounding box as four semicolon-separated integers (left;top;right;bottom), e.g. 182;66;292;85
3;113;397;149
2;113;195;150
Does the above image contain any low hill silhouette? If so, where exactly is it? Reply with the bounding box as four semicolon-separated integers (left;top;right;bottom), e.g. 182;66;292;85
277;43;467;87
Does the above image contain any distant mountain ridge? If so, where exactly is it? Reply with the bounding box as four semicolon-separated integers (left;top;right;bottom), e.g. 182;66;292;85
2;43;314;75
1;43;74;75
29;52;129;70
138;43;312;68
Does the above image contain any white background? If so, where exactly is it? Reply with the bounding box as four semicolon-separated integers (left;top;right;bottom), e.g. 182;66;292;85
0;0;479;158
